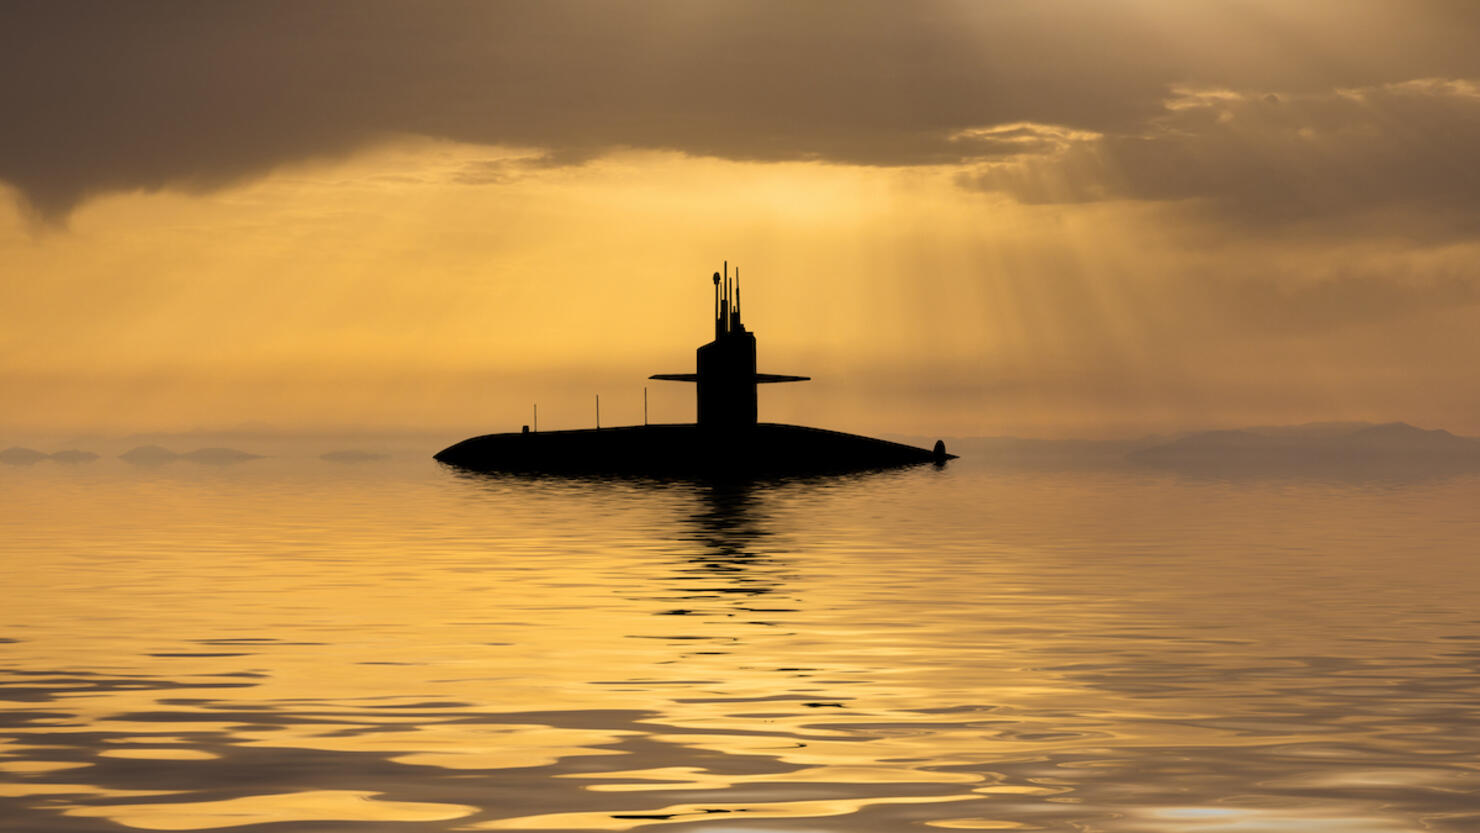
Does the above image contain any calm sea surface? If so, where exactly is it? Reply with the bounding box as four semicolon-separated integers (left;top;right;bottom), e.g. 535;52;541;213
4;453;1480;832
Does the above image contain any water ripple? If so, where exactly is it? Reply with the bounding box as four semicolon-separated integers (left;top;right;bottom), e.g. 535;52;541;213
2;460;1480;830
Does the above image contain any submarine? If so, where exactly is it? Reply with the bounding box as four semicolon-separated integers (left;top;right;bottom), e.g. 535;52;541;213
435;264;956;477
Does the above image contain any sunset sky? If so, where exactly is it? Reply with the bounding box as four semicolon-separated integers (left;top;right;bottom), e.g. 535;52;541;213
4;0;1480;440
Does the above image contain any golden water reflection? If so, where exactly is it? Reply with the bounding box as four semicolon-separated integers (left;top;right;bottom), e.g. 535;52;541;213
63;790;478;830
3;458;1480;831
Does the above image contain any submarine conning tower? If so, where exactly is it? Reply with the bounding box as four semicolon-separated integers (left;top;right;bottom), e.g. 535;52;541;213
650;262;809;430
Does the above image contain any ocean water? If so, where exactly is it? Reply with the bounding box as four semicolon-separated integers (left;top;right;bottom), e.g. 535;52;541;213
3;453;1480;832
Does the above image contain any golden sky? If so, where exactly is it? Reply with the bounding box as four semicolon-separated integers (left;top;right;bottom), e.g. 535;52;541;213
3;1;1480;439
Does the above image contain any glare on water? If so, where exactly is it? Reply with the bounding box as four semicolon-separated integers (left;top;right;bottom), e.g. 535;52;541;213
3;454;1480;831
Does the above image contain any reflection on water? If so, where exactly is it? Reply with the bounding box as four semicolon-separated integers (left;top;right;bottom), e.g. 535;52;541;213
3;457;1480;831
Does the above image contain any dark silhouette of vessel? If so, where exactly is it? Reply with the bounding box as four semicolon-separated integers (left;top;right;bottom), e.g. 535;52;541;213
435;264;955;476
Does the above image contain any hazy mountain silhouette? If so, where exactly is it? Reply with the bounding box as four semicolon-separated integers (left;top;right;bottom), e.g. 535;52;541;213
0;447;48;465
48;450;99;463
1129;422;1480;474
1226;421;1378;439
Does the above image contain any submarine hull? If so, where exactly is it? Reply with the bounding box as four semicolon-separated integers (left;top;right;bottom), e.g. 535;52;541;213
435;423;952;477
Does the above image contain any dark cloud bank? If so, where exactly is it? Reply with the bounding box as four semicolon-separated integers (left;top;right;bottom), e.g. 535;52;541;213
964;80;1480;235
3;0;1480;225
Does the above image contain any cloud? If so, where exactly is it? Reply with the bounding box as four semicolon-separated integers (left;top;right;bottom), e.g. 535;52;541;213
962;78;1480;234
5;1;1480;222
450;151;591;186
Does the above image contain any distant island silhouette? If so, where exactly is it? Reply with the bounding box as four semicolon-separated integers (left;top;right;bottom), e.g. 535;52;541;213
0;447;100;464
180;447;262;464
118;446;263;465
119;444;180;464
0;447;49;465
436;263;954;476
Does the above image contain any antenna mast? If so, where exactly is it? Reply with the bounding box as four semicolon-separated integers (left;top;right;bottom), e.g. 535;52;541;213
713;269;722;337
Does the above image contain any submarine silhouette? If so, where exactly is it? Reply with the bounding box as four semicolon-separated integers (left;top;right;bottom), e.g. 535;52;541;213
435;264;956;476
